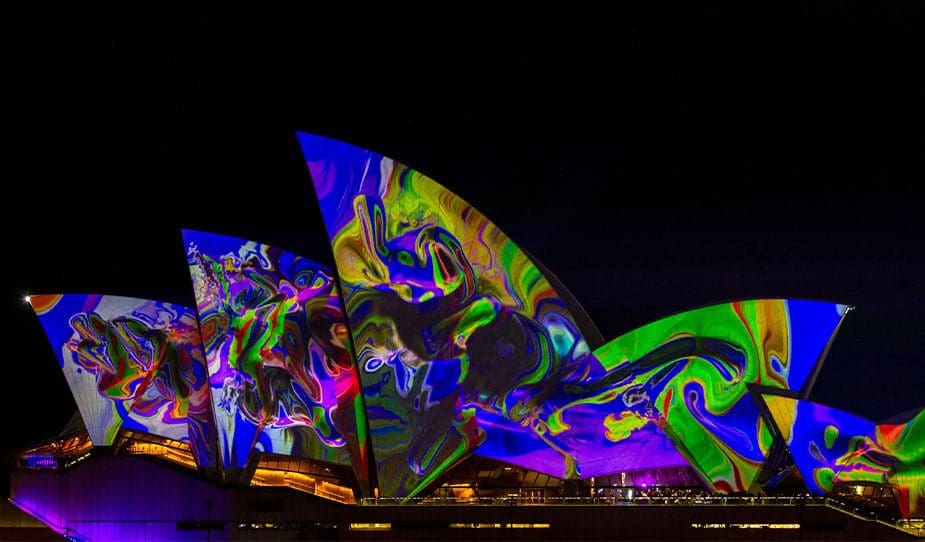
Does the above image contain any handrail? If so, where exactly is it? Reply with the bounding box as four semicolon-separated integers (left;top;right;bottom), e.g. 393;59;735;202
358;494;924;536
359;495;828;507
822;498;925;538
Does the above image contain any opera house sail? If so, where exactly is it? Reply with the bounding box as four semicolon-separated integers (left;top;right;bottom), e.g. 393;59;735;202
29;293;217;473
183;230;368;490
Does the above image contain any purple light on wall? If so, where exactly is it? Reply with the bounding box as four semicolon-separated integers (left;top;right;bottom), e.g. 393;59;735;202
11;456;231;541
9;498;79;540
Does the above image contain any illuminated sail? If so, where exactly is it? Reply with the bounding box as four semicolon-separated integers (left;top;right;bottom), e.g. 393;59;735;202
184;230;367;488
30;294;216;470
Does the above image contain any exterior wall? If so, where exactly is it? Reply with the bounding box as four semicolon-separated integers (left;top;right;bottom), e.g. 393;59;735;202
11;456;229;541
10;455;914;541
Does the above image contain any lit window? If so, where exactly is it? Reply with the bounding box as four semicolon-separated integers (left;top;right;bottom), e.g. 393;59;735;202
348;523;391;531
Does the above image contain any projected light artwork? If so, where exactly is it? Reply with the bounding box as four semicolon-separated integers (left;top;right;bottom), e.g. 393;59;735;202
299;133;595;497
297;132;849;497
29;294;216;469
24;130;925;534
550;299;848;492
471;297;849;489
184;230;367;485
763;396;925;518
22;127;925;542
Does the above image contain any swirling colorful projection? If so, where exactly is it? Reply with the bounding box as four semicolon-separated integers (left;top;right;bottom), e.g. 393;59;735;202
183;230;367;486
29;294;216;469
554;299;848;492
298;133;851;497
763;395;925;518
475;299;848;489
299;133;593;498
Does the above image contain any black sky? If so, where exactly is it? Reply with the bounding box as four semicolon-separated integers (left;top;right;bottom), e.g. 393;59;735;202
4;4;924;456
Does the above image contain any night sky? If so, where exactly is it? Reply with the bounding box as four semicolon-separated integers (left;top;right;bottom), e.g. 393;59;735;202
4;4;924;459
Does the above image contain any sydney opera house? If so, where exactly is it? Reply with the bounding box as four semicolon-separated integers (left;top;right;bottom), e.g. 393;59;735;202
8;133;923;541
